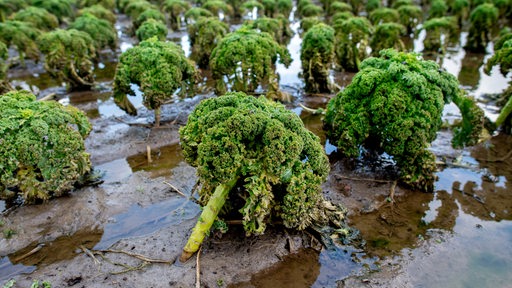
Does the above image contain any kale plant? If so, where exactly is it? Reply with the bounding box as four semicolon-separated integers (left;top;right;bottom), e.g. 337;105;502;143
113;37;197;127
188;17;229;68
0;90;92;204
0;42;13;94
179;92;354;261
324;49;485;191
69;13;118;52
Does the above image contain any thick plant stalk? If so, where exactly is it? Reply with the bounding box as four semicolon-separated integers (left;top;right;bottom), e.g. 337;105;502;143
180;177;238;262
496;96;512;128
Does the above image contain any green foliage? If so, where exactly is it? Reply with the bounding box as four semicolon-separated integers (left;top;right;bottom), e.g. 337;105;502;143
397;4;422;34
38;29;97;90
0;90;92;204
31;0;74;23
188;17;229;68
301;24;335;93
331;11;354;23
300;3;324;17
329;2;352;16
0;41;12;94
241;0;264;15
79;0;115;9
0;0;27;22
135;19;168;41
11;7;59;32
124;0;157;19
113;37;197;126
300;16;322;33
422;17;458;53
184;7;213;23
78;0;116;10
179;92;334;234
245;17;290;44
451;0;469;26
333;16;373;71
465;3;499;52
428;0;448;19
366;0;381;13
210;28;291;95
370;22;406;56
0;20;40;65
324;49;484;191
162;0;190;30
133;9;166;31
392;0;413;8
78;4;116;24
69;13;118;52
203;0;234;18
277;0;293;17
369;7;399;25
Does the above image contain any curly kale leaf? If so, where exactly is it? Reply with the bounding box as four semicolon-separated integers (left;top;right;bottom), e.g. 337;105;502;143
180;92;332;234
325;49;484;191
0;90;92;203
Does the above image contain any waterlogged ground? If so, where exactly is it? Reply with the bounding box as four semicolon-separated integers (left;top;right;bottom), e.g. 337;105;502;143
1;9;512;288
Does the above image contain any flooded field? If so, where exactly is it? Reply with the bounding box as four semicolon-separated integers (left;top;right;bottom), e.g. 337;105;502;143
1;3;512;288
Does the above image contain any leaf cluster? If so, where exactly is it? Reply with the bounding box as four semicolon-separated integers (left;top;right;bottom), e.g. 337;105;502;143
179;92;332;234
31;0;74;23
135;18;168;41
69;13;118;52
465;3;499;52
333;16;373;71
324;49;484;191
11;7;59;32
188;17;229;68
0;20;40;63
78;4;116;24
0;90;91;204
210;27;291;95
113;37;197;113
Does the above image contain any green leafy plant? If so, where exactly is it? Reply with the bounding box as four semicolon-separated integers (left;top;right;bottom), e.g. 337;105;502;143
333;16;373;72
0;0;27;22
465;3;499;53
31;0;74;23
124;0;157;20
421;17;458;53
38;29;97;91
135;19;168;41
179;92;354;261
369;7;399;25
0;90;92;203
0;20;40;66
370;22;406;56
184;7;213;24
162;0;190;30
202;0;234;19
188;17;229;68
244;16;290;44
78;4;116;24
301;23;336;93
324;49;484;191
0;42;13;94
133;9;166;32
484;29;512;133
11;7;59;32
210;28;291;98
397;4;422;34
69;13;118;52
428;0;448;19
79;0;115;9
113;37;197;127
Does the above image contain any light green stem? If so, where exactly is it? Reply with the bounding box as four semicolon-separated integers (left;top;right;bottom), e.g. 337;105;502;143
496;96;512;128
180;177;238;262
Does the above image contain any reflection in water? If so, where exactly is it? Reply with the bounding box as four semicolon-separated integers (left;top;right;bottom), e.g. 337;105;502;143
458;52;484;90
126;143;185;178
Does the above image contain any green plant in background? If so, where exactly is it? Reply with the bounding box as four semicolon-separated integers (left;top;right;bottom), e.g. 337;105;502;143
184;7;213;24
38;29;97;91
333;16;373;72
0;20;40;66
0;0;27;22
210;28;291;98
188;17;229;68
124;0;157;20
397;4;422;34
328;1;352;16
79;0;115;9
366;0;381;13
113;37;197;127
162;0;191;30
484;29;512;134
450;0;469;27
133;8;166;31
31;0;74;23
245;17;289;44
135;19;168;41
465;3;499;53
369;7;399;25
202;0;234;19
421;17;458;53
301;23;336;93
370;22;406;56
11;7;59;32
69;13;118;52
331;11;354;24
300;16;322;34
241;0;264;17
299;3;324;17
0;90;92;204
78;4;117;24
277;0;293;17
179;92;355;261
0;42;12;94
324;49;485;192
428;0;448;19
